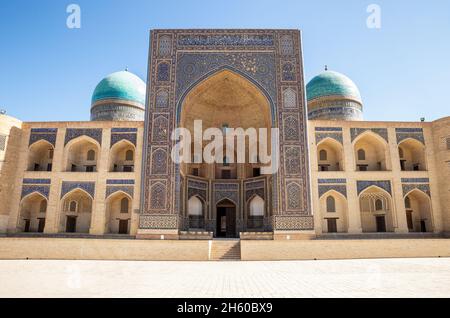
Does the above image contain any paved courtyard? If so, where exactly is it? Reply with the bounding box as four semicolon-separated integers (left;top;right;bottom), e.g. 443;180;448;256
0;258;449;298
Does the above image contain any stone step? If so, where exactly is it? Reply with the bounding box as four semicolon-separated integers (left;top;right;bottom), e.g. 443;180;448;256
210;240;241;261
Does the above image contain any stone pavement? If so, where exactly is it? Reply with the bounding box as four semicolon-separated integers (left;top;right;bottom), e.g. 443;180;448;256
0;258;449;298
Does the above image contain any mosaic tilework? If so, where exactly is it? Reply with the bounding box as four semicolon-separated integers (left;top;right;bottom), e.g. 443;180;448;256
401;178;430;197
106;179;135;185
318;179;346;184
395;128;425;144
272;215;314;231
244;179;266;202
308;101;363;121
175;52;277;114
29;128;58;147
157;62;171;82
106;186;134;199
357;180;392;195
21;179;52;199
187;178;208;202
319;185;347;198
351;128;388;142
64;128;102;146
110;128;137;147
111;128;138;133
318;179;347;198
283;87;297;109
401;178;429;183
91;104;144;121
279;34;294;56
61;181;95;198
155;90;169;108
23;178;51;184
142;29;311;232
177;34;274;47
315;127;343;144
213;182;240;206
158;34;172;56
21;185;50;199
402;184;430;197
139;215;179;229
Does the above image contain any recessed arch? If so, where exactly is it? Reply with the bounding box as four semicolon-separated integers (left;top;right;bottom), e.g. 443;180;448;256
109;139;136;172
27;139;54;172
319;190;348;233
105;191;132;234
19;192;48;233
317;137;344;171
353;131;390;171
398;138;427;171
188;195;205;229
64;135;101;172
359;185;394;233
59;188;93;233
176;66;276;125
404;189;433;233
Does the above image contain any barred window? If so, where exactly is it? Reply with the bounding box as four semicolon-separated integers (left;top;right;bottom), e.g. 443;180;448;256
446;137;450;150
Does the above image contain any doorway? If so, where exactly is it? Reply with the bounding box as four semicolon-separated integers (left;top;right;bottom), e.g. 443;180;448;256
38;218;46;233
118;219;129;234
216;200;236;238
376;216;386;233
66;216;77;233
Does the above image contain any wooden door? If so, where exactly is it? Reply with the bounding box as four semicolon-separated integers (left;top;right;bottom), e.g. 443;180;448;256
66;216;77;233
376;216;386;233
38;218;46;233
118;220;129;234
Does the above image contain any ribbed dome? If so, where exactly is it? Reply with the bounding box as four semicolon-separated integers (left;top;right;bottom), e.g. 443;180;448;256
306;71;362;103
306;70;363;121
91;71;146;107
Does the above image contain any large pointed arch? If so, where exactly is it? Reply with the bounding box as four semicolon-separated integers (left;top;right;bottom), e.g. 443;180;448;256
176;66;276;125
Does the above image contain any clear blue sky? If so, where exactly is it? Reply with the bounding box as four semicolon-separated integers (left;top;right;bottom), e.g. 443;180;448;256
0;0;449;122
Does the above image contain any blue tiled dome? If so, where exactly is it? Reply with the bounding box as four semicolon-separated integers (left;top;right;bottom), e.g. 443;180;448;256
306;71;362;103
306;70;363;121
91;71;146;106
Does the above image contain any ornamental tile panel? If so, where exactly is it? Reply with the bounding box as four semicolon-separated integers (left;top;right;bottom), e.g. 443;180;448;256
64;128;102;146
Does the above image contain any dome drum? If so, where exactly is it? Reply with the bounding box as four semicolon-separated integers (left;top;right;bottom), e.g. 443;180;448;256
90;71;146;122
306;71;363;121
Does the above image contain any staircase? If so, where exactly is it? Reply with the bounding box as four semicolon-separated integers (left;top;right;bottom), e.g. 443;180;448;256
210;240;241;261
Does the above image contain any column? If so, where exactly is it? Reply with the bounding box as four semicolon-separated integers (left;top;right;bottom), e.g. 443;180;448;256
342;127;362;233
388;127;409;233
90;128;109;235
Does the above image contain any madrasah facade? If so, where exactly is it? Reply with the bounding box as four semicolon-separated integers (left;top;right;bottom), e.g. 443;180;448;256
0;29;449;246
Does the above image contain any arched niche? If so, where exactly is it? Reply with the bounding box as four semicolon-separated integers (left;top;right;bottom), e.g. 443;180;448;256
19;192;47;233
64;136;100;172
359;186;394;233
188;196;205;229
398;138;427;171
404;189;433;233
354;132;390;171
105;191;132;234
179;69;272;181
317;138;344;172
109;140;136;172
59;189;93;233
247;195;265;230
319;191;348;233
27;140;54;172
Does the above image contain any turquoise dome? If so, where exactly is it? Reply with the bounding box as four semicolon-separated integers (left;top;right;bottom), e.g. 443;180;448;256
306;71;362;103
91;71;146;106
